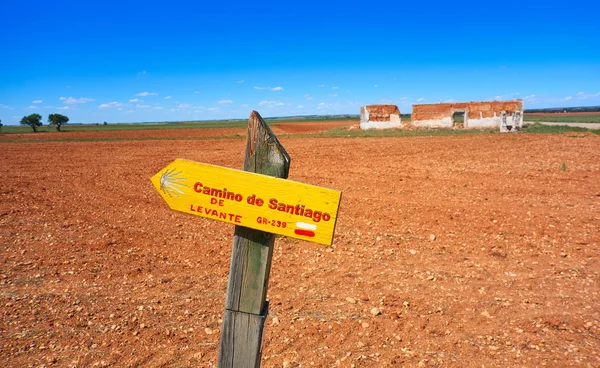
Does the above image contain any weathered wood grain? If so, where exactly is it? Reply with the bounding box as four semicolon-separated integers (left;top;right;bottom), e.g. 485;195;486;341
218;111;290;367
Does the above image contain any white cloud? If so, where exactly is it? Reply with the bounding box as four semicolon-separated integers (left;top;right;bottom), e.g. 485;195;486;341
99;102;123;108
194;91;200;94
494;95;502;100
28;105;38;109
328;94;338;97
164;96;172;100
32;100;43;104
305;94;313;100
154;106;164;110
254;86;271;90
125;110;134;114
240;104;249;108
258;100;284;108
576;92;600;100
332;86;339;89
135;91;157;96
206;107;219;112
129;98;140;102
218;99;233;104
561;96;572;101
178;104;191;109
297;105;304;109
318;102;325;106
271;86;284;91
523;94;536;102
374;84;379;88
237;80;245;84
136;104;151;108
417;98;424;102
318;84;325;87
138;70;147;76
60;96;95;104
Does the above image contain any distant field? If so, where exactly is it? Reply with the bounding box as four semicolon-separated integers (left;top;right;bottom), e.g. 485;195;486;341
0;120;251;133
523;113;600;123
0;116;362;134
2;112;599;135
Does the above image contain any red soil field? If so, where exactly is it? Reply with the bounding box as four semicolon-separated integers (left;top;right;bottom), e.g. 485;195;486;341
1;123;599;367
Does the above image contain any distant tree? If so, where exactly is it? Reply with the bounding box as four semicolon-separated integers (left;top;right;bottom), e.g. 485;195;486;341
20;114;43;132
48;113;69;132
103;121;107;125
0;119;3;131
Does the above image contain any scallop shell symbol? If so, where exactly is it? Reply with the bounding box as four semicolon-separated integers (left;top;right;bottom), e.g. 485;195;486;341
159;168;188;198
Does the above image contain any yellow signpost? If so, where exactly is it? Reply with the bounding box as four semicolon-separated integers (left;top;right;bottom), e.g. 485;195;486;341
151;158;342;246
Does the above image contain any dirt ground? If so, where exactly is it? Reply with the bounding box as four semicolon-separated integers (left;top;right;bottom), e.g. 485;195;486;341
1;122;599;367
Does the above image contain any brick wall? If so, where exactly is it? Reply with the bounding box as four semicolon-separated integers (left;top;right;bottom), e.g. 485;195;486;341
364;105;401;122
412;100;523;121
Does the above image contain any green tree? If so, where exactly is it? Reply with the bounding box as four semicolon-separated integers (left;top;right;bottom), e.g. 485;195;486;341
48;113;69;132
0;119;3;131
20;114;43;132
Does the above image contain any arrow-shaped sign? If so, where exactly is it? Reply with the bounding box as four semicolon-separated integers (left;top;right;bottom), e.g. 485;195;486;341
151;159;342;246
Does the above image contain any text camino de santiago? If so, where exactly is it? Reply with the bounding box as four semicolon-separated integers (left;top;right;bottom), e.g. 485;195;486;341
193;182;332;223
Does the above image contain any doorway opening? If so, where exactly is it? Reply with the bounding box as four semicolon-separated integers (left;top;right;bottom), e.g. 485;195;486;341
452;110;466;129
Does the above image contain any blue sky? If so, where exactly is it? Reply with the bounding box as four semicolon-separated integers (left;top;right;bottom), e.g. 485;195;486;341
1;0;599;125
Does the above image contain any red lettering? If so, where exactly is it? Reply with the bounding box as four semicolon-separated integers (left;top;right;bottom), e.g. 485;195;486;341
194;182;203;192
268;198;278;209
210;198;224;206
190;204;204;213
248;195;264;207
235;215;242;223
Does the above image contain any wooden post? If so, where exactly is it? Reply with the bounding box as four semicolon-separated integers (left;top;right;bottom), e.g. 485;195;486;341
218;111;290;367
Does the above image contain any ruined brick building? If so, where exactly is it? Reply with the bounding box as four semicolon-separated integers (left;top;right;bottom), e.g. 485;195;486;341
360;104;403;130
411;100;523;132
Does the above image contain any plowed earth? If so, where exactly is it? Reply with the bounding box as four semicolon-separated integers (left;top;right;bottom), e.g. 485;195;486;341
1;122;599;367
